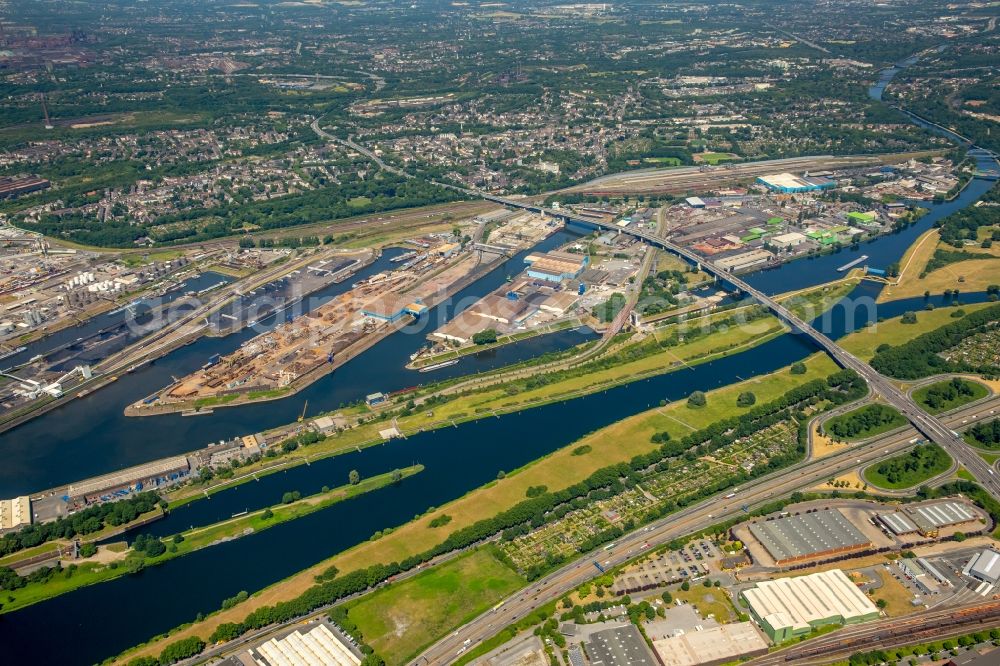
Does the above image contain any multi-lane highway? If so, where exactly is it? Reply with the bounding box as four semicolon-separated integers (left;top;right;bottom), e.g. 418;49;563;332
414;397;1000;664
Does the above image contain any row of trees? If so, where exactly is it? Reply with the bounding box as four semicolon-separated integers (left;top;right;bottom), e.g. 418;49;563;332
0;492;162;558
870;304;1000;379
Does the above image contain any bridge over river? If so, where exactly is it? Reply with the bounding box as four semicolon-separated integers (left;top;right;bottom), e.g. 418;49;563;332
473;191;1000;500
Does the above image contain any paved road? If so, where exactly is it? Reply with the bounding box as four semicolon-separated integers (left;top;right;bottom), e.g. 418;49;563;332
414;397;1000;664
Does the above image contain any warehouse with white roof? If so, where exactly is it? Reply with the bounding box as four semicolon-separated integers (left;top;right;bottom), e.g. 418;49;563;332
963;549;1000;586
741;569;880;642
877;501;979;538
250;622;361;666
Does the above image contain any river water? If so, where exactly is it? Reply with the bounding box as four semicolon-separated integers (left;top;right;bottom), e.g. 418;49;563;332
1;62;998;664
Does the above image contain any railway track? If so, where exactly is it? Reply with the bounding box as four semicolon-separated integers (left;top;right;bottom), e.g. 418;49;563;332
750;600;1000;665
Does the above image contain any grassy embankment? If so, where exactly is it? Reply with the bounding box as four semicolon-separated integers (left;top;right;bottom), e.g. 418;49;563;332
913;378;990;414
162;278;857;507
877;227;1000;302
1;467;421;615
408;318;581;369
345;548;524;665
836;300;995;361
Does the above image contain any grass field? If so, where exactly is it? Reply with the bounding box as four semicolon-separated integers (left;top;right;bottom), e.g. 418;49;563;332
672;585;736;623
913;378;989;414
863;444;952;490
838;301;995;360
823;404;908;442
878;228;1000;302
693;152;739;165
346;548;524;665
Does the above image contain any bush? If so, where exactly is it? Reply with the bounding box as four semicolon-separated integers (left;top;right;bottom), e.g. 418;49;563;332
472;328;499;345
790;362;807;375
736;391;756;407
687;391;707;408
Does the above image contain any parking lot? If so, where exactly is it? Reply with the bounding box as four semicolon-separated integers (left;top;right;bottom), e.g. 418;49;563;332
612;539;721;595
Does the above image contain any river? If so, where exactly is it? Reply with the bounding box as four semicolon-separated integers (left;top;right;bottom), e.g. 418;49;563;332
1;60;998;664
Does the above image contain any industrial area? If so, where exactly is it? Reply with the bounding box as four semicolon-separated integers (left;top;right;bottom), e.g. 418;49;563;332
130;210;563;414
473;496;1000;666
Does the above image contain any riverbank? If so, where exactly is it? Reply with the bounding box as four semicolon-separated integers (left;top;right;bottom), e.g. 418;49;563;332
877;227;1000;302
0;466;422;615
406;318;583;370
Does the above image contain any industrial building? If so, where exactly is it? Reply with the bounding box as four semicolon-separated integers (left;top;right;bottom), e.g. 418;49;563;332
769;232;807;250
0;176;50;200
899;557;951;595
585;625;657;666
0;496;31;530
246;621;361;666
714;248;774;272
741;569;881;642
523;250;589;282
877;501;980;538
361;294;425;322
757;172;836;193
66;455;191;504
747;509;872;565
651;622;769;666
963;549;1000;586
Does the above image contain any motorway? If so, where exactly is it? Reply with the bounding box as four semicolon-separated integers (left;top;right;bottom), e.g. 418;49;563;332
414;397;1000;664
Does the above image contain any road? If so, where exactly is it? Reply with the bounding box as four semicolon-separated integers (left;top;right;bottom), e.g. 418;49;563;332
414;397;1000;664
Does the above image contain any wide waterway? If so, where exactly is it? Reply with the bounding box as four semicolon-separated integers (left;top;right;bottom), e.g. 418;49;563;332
0;231;595;494
2;60;998;663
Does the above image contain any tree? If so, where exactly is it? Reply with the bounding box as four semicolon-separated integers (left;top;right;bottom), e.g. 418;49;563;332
681;580;690;591
790;362;807;375
262;508;274;520
661;591;673;604
736;391;756;407
901;311;918;324
391;469;403;482
79;542;97;558
348;470;361;485
472;329;498;345
687;391;707;408
876;598;888;609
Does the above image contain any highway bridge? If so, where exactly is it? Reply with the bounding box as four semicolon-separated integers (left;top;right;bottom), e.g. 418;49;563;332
471;192;1000;500
306;118;1000;497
